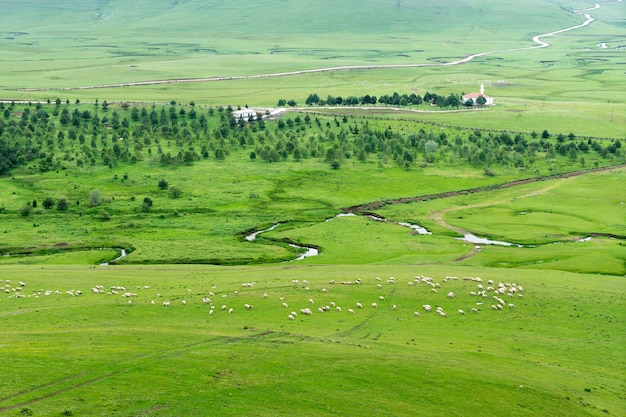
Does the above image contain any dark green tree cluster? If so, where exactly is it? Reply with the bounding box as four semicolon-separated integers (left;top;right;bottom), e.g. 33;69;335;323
304;91;462;108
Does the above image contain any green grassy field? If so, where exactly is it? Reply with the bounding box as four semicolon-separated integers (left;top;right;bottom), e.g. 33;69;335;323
0;1;624;416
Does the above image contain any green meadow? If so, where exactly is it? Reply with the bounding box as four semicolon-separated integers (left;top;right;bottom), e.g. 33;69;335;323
0;1;625;416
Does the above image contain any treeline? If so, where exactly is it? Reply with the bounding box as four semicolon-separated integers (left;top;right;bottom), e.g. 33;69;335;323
303;91;464;108
0;101;623;177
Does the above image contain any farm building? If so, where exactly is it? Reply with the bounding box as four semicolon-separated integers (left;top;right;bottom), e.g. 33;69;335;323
462;83;494;106
232;109;259;121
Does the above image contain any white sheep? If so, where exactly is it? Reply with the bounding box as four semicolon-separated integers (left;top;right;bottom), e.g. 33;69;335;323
413;312;420;317
336;306;342;312
163;301;170;307
371;303;377;308
470;308;478;313
245;304;252;310
422;304;432;312
182;300;186;305
288;314;295;320
447;292;456;299
309;298;315;304
282;302;289;308
392;305;397;311
458;309;465;315
347;308;355;314
228;308;234;314
356;302;363;309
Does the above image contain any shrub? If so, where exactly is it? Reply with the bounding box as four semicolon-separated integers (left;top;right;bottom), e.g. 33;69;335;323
158;178;168;190
169;186;182;198
89;189;103;206
19;204;32;217
141;197;153;212
98;209;111;221
57;198;69;211
42;197;55;209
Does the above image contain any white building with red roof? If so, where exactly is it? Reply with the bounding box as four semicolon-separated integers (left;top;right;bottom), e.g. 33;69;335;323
462;83;494;106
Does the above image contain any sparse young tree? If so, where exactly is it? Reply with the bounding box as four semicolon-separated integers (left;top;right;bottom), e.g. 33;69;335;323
89;189;103;206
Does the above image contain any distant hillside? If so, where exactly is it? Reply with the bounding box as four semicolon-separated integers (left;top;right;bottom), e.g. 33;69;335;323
0;0;584;88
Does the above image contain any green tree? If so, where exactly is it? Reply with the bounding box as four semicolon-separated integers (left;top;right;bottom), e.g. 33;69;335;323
158;179;169;190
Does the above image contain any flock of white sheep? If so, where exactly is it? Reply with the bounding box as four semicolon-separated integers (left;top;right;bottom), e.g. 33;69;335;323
2;274;525;323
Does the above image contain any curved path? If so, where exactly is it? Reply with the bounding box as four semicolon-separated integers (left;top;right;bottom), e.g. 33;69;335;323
13;0;622;92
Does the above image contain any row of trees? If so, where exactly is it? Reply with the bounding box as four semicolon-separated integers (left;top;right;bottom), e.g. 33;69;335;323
303;91;466;108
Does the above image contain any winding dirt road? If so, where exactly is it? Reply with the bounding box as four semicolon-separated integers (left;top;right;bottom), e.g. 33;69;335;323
12;0;623;92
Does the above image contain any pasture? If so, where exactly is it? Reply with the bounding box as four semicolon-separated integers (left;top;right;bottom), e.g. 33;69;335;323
0;0;624;416
1;264;624;416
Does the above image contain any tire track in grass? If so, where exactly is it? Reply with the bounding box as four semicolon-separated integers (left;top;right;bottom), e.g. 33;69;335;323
0;332;278;413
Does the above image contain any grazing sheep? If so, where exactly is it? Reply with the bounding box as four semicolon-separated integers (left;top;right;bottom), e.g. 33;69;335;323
508;303;515;309
292;280;299;284
288;314;295;320
151;300;155;305
447;292;456;299
245;304;253;310
329;280;335;284
228;308;234;314
371;303;377;308
163;301;170;307
209;310;214;315
128;300;133;305
347;308;355;314
309;299;315;305
458;309;465;315
379;296;385;301
202;297;211;304
221;305;227;310
356;302;363;309
182;300;186;305
413;312;420;317
376;284;382;289
322;288;328;293
392;305;397;311
290;311;298;317
282;302;289;308
318;307;325;313
491;305;498;310
471;308;478;313
330;301;336;307
336;306;342;312
422;304;432;312
279;297;286;301
438;312;447;318
431;288;438;293
375;277;382;282
263;293;269;298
